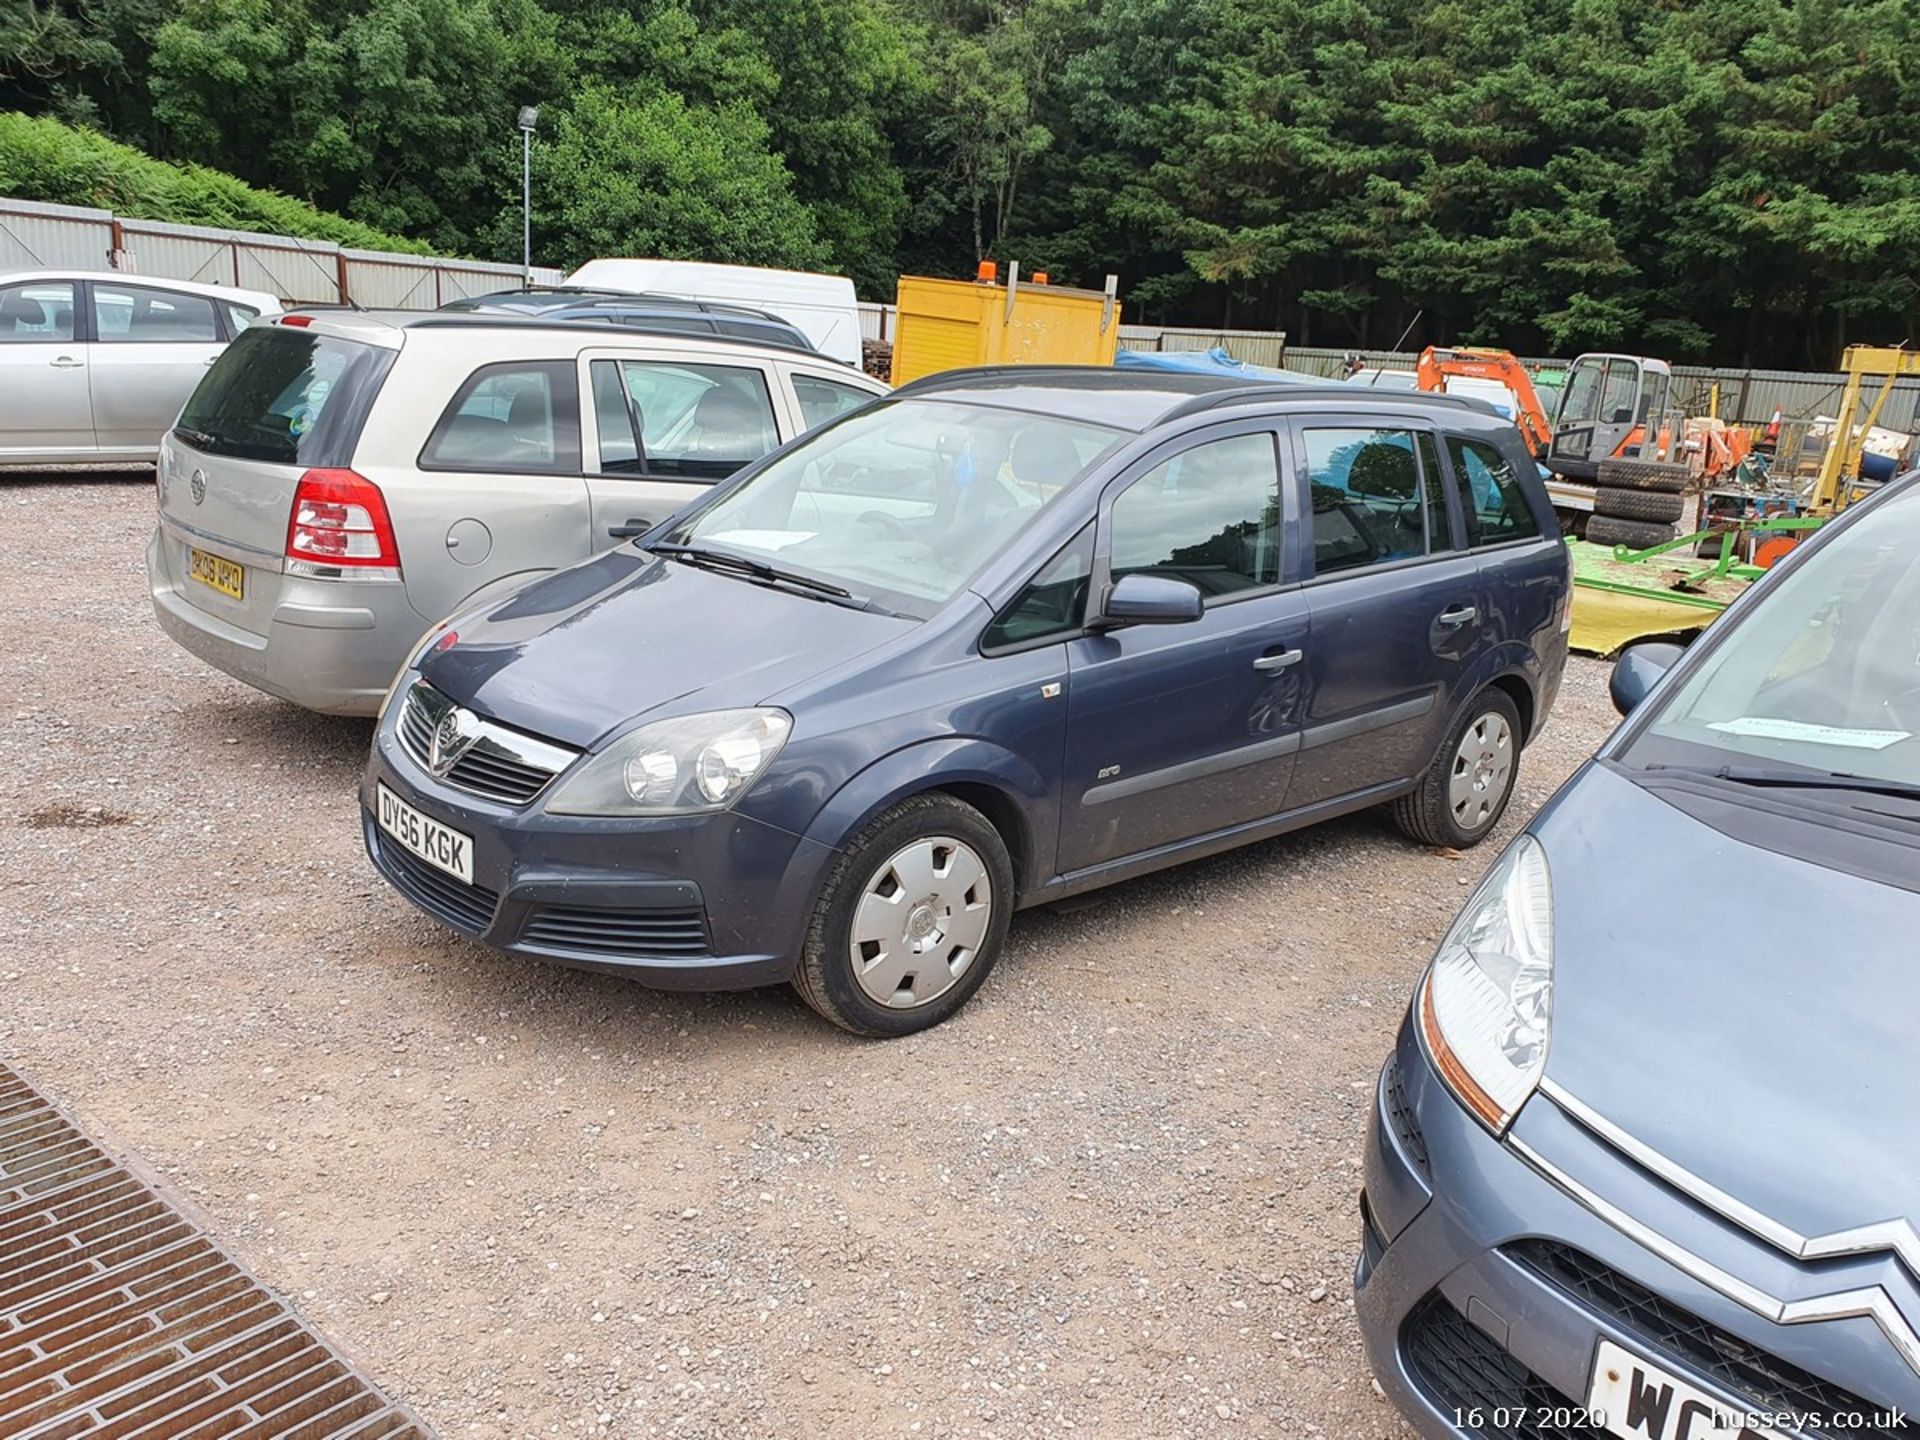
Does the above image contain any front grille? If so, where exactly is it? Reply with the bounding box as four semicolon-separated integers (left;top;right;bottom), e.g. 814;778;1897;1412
397;683;574;805
521;904;710;958
1383;1055;1430;1174
1511;1241;1911;1439
1403;1294;1608;1439
373;831;499;935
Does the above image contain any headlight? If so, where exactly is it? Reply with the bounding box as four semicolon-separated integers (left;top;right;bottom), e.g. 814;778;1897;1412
545;709;792;816
1418;834;1553;1134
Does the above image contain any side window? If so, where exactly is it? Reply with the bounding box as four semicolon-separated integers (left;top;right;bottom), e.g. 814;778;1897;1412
1447;435;1541;546
93;284;219;343
1304;427;1445;576
1600;360;1639;424
590;359;779;480
421;361;580;473
983;525;1093;651
0;281;76;343
793;374;876;431
224;302;262;336
1109;432;1282;599
1559;358;1602;423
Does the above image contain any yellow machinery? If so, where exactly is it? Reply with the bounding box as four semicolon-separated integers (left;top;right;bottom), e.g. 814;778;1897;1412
1811;345;1920;511
891;263;1121;385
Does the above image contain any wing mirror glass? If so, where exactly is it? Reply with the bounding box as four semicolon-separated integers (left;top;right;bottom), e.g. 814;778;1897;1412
1610;640;1687;716
1097;573;1204;628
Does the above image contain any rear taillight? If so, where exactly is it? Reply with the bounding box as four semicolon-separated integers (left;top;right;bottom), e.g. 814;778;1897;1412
286;468;401;578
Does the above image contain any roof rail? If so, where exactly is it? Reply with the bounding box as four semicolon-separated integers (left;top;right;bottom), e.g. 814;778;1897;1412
887;364;1147;399
400;312;842;363
1160;384;1499;422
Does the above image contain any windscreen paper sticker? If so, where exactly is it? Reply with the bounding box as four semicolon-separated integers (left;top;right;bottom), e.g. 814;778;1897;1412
1707;716;1912;750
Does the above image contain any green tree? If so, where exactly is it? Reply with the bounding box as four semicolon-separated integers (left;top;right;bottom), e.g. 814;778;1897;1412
506;82;829;272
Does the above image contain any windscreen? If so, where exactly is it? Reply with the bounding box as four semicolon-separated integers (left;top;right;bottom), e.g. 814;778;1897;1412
669;399;1121;614
176;326;390;466
1627;494;1920;786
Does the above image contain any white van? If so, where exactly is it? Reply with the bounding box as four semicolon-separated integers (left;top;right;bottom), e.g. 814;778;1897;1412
566;259;863;368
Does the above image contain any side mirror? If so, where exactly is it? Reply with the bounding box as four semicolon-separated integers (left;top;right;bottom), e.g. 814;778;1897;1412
1097;573;1203;628
1610;640;1687;717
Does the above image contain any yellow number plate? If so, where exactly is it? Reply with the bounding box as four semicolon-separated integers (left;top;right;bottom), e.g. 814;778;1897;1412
187;546;245;601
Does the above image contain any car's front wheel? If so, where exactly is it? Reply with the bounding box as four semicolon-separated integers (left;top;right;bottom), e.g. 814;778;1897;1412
793;794;1015;1036
1391;689;1523;848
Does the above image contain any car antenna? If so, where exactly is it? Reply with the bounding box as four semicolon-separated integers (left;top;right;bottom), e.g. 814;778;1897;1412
1368;309;1424;386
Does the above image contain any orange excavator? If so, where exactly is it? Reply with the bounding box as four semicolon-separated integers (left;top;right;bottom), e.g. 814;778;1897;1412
1415;346;1557;457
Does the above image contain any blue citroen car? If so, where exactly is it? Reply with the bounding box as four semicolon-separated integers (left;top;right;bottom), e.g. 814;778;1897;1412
1359;473;1920;1437
362;367;1570;1034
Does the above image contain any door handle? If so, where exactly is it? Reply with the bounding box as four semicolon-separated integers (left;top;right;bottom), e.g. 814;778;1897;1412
1253;648;1303;672
49;356;83;369
607;518;655;538
1437;605;1479;627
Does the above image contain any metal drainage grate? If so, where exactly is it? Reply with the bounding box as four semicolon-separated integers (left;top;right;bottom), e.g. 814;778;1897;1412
0;1061;433;1439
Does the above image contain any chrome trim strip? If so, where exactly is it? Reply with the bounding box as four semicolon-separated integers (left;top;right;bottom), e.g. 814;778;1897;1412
1515;1083;1920;1378
399;683;577;798
1542;1078;1920;1279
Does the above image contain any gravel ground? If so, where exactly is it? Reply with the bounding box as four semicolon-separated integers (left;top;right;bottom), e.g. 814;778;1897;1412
2;473;1620;1439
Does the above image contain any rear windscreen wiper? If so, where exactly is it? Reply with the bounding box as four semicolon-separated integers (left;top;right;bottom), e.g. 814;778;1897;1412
647;541;864;605
1648;763;1920;804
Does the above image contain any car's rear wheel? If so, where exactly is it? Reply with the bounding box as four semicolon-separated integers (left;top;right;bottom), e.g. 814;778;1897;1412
793;794;1014;1036
1392;689;1523;848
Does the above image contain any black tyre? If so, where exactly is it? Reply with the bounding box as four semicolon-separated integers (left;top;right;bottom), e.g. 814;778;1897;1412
1586;513;1677;550
1595;457;1691;494
1392;689;1523;849
792;794;1015;1036
1593;486;1686;524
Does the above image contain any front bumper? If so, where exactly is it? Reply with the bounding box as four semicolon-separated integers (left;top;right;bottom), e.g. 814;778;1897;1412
147;525;423;716
1356;1019;1920;1438
361;706;841;991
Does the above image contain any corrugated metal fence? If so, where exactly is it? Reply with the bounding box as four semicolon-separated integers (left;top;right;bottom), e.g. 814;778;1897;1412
1284;345;1920;432
0;197;564;306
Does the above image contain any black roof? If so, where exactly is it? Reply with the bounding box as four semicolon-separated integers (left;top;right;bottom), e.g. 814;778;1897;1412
890;365;1506;432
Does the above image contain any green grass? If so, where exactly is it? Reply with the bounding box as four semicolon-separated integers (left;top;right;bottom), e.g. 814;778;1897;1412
0;112;431;254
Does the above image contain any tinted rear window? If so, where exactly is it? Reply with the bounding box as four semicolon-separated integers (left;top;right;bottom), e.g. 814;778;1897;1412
176;326;391;466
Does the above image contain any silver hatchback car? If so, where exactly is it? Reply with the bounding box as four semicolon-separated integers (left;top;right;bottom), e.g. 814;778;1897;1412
0;269;278;469
147;310;886;713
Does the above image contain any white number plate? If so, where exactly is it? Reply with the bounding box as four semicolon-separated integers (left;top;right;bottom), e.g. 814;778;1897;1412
376;783;474;885
1587;1339;1761;1439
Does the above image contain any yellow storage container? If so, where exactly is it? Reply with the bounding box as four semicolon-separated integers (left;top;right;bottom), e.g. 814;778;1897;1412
890;267;1121;386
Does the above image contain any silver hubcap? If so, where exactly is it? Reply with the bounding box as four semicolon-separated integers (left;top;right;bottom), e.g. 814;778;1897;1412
1449;712;1514;832
850;836;993;1009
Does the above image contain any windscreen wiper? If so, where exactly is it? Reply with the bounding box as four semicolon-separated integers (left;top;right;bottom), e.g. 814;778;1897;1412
647;541;863;605
1648;763;1920;804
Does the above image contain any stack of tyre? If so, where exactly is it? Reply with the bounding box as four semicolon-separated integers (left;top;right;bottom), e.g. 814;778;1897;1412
1588;458;1693;549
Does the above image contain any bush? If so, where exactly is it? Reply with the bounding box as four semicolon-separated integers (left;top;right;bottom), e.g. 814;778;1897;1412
0;112;432;254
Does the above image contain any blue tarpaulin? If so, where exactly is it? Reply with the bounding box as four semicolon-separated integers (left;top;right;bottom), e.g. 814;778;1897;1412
1114;346;1319;383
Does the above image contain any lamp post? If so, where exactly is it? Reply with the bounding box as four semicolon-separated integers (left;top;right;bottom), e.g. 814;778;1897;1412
517;105;540;288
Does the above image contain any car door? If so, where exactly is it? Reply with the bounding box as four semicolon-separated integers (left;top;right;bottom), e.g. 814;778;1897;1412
1055;422;1312;875
579;348;786;546
385;357;595;625
1446;429;1566;665
85;280;227;456
0;278;95;461
1284;418;1486;811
